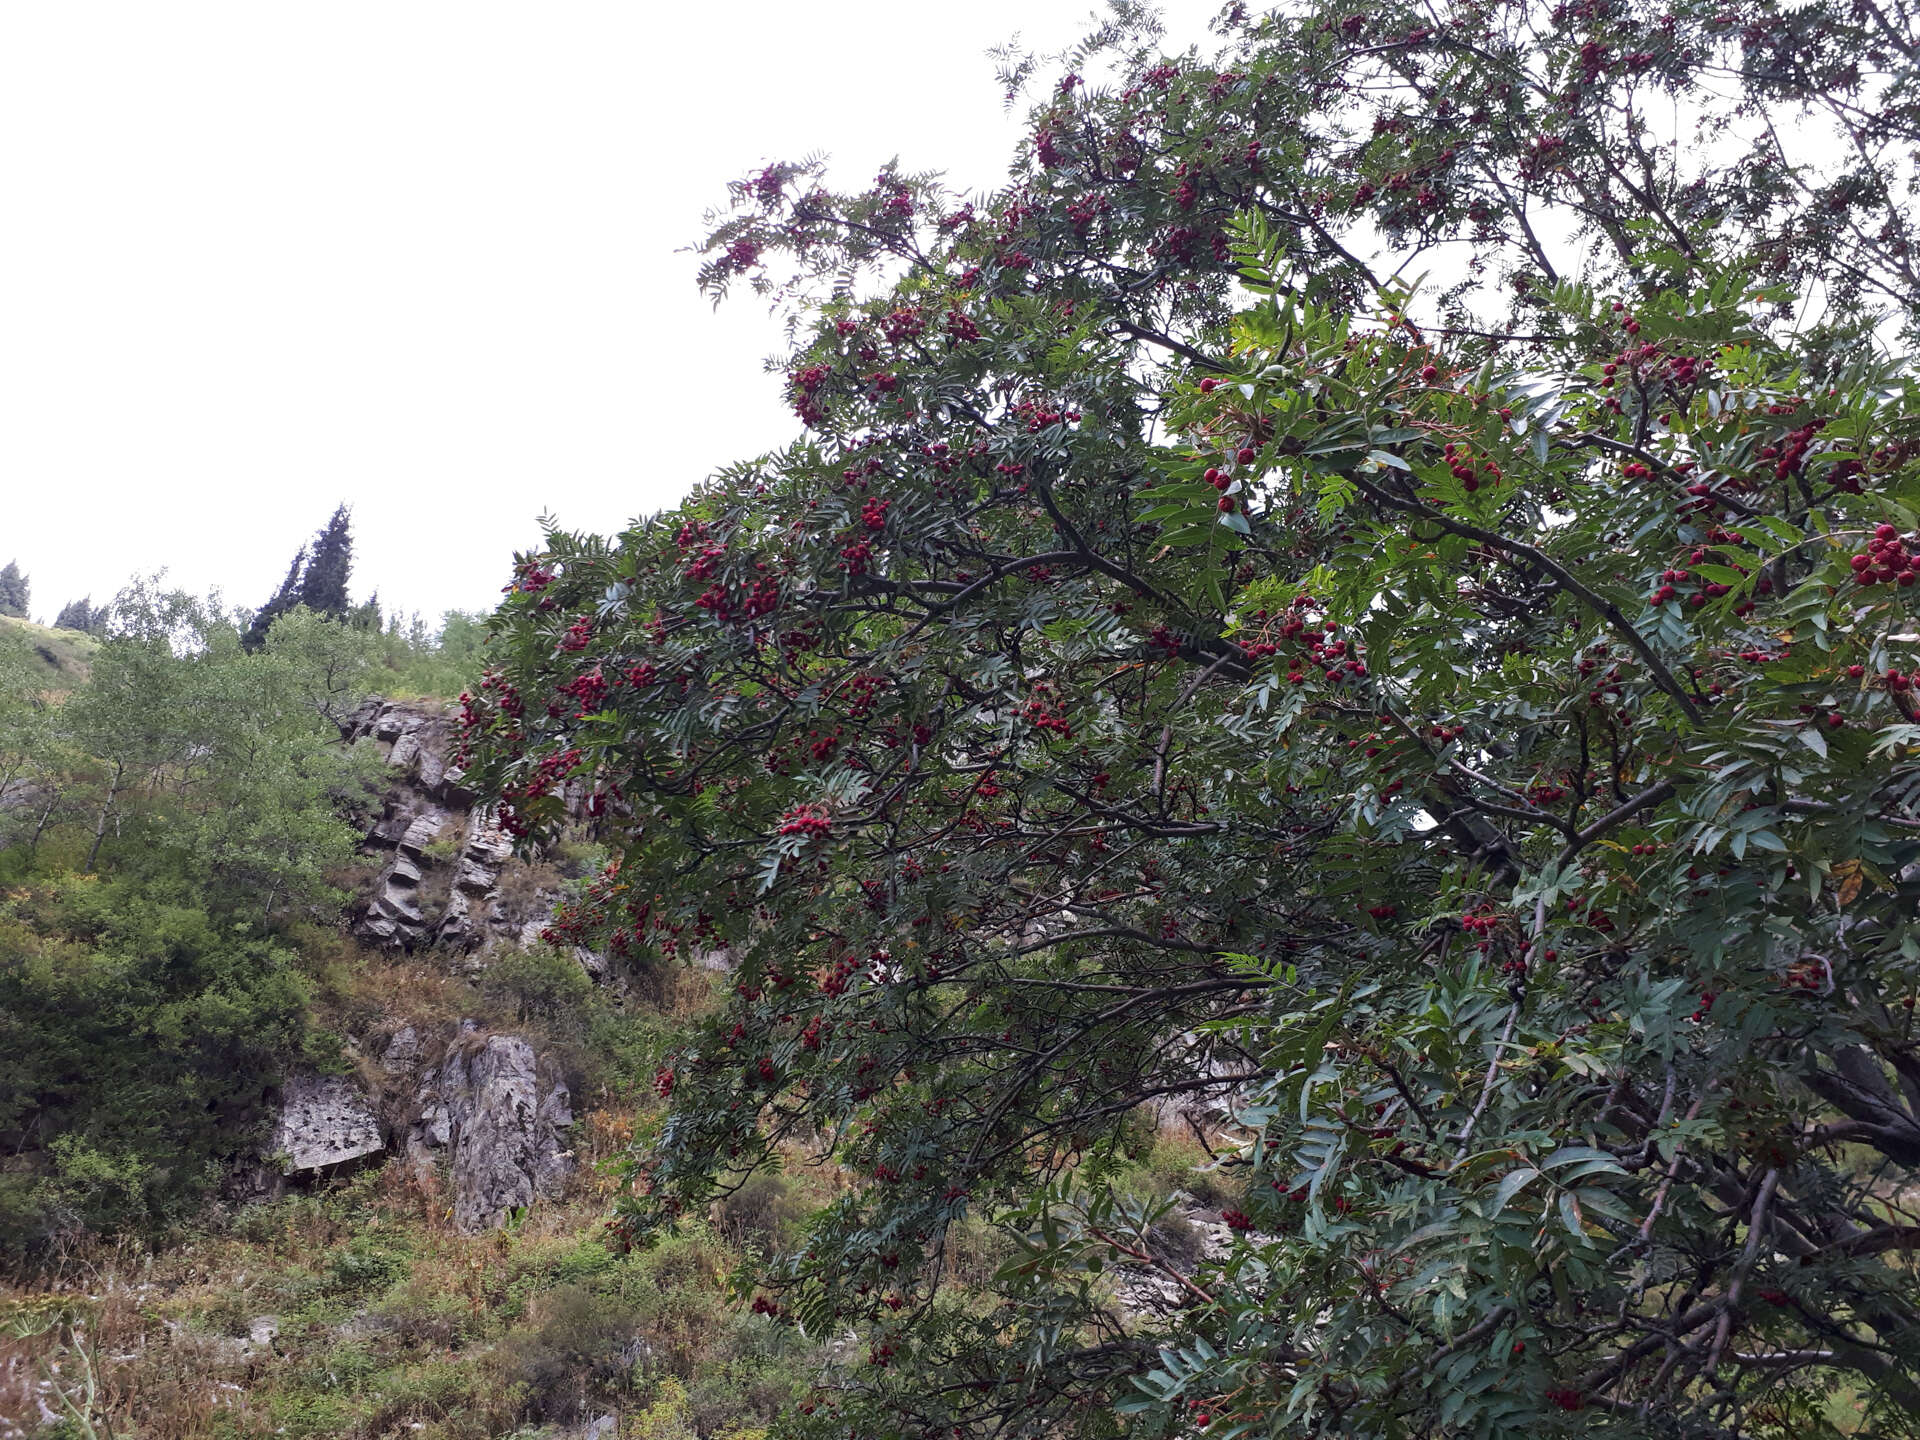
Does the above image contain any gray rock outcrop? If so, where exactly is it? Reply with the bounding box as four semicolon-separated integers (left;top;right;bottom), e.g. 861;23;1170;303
342;699;564;956
271;1073;384;1175
408;1029;574;1233
242;698;600;1231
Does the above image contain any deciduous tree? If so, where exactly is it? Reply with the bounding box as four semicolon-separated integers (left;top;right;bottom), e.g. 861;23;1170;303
466;2;1920;1433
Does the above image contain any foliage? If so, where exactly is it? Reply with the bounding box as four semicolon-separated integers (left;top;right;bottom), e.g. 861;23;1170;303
463;2;1920;1435
0;559;30;619
370;608;492;700
52;596;107;635
480;945;599;1033
0;876;314;1246
0;581;400;1254
57;580;385;905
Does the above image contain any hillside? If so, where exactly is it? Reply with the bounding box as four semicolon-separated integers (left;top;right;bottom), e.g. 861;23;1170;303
0;691;1233;1440
0;696;1238;1438
0;615;94;690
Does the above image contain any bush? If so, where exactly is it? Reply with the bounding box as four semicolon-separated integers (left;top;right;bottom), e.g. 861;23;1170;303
493;1283;642;1421
479;947;595;1030
323;1236;412;1299
0;878;313;1253
712;1172;812;1255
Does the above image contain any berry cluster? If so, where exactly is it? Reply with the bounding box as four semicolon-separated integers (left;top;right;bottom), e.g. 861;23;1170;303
819;952;867;997
512;561;555;594
1010;397;1079;432
789;362;833;426
1849;524;1918;587
1019;686;1073;739
555;667;607;717
1460;907;1501;939
1763;414;1826;482
1442;440;1503;492
777;805;832;841
880;306;923;343
682;543;726;581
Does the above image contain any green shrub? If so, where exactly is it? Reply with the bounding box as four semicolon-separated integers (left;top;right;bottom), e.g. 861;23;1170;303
493;1283;642;1421
683;1314;814;1435
712;1172;811;1254
324;1237;411;1298
0;878;314;1253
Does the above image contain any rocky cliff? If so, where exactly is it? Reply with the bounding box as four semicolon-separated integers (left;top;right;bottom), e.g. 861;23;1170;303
342;697;560;956
261;699;592;1233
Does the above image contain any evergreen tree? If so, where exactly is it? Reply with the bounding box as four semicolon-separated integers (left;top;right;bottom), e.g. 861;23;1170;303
240;546;306;653
347;589;383;633
0;561;30;619
296;505;353;620
53;597;99;634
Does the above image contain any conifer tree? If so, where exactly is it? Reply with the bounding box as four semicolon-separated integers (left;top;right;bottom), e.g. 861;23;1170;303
297;505;353;620
53;597;96;633
0;560;30;619
240;547;306;652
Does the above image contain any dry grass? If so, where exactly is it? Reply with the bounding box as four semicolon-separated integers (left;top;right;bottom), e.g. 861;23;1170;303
308;944;483;1039
0;1141;657;1439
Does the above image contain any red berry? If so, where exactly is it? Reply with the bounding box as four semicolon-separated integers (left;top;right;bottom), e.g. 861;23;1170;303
1218;496;1235;512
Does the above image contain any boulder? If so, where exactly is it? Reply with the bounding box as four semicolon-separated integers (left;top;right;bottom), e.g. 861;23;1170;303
388;730;423;776
271;1073;383;1175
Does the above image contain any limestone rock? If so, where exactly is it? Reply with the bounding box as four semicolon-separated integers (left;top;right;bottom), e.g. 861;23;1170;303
388;730;423;776
271;1073;383;1175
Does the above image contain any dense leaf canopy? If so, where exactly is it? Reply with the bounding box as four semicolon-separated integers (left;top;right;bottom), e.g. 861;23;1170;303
465;2;1920;1435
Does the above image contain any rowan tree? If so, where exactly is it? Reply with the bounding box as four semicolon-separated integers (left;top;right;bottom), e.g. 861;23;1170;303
465;1;1920;1434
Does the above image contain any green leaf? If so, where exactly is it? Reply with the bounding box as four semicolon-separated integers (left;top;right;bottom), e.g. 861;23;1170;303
1487;1167;1541;1217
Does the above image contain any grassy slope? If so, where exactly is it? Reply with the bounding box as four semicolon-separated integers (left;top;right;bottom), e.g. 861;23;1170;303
0;613;96;689
0;947;826;1440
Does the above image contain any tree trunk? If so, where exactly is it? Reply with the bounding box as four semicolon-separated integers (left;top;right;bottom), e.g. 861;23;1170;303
28;786;58;851
84;762;123;874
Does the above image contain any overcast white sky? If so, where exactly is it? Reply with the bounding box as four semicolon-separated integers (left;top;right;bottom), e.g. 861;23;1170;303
0;2;1215;628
